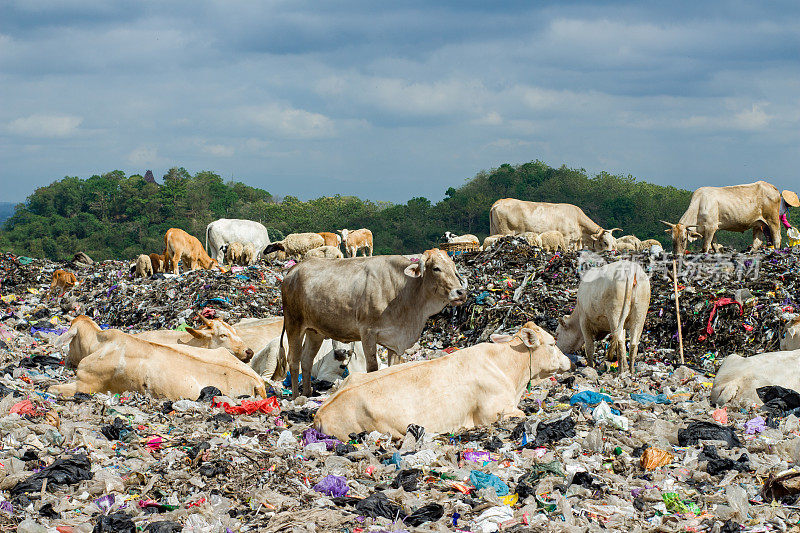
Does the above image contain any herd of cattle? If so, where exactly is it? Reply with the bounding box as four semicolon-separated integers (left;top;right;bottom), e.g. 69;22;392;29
42;179;800;438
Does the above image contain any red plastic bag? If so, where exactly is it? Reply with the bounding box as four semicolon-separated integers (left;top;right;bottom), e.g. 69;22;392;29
214;396;280;415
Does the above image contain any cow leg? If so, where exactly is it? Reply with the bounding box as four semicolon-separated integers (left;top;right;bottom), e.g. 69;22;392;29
367;244;373;257
702;226;717;253
753;225;765;250
387;349;400;366
361;332;379;372
300;331;324;397
286;328;304;399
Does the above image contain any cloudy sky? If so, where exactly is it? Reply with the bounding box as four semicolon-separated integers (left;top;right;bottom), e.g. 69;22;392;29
1;1;798;203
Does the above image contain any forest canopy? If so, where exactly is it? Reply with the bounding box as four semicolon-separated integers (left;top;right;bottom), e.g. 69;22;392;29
0;161;781;260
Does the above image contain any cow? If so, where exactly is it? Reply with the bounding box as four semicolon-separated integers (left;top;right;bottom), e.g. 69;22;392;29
539;230;567;253
164;228;219;275
781;316;800;351
482;235;503;250
48;270;77;299
489;198;620;251
222;241;245;266
710;350;800;407
280;249;468;397
314;321;571;440
234;318;286;377
661;181;783;254
54;315;104;368
134;254;153;278
49;318;266;401
206;219;271;263
241;242;258;265
304;245;344;260
263;233;325;260
134;316;254;362
556;260;651;373
338;228;373;257
443;232;480;246
520;232;543;248
616;235;641;250
149;253;166;274
318;232;342;248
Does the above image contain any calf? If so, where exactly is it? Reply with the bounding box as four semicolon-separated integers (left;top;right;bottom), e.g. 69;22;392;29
135;316;254;362
318;232;342;248
164;228;219;274
281;249;467;397
135;254;153;278
314;321;571;440
781;316;800;351
338;228;373;257
556;260;651;373
49;319;266;401
304;245;344;260
711;350;800;406
49;270;77;298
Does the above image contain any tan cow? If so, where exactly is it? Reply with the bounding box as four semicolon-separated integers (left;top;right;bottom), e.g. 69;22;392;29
164;228;218;275
781;316;800;351
443;232;480;246
55;315;104;368
134;254;153;278
48;270;77;298
263;233;325;259
556;260;651;373
314;321;571;440
318;232;342;248
149;253;166;273
490;198;620;251
134;316;254;362
304;245;344;260
280;249;467;397
662;181;783;254
233;318;286;378
338;228;373;257
49;319;266;401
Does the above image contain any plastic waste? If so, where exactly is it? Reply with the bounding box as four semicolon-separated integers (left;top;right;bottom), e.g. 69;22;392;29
93;511;136;532
698;445;750;476
404;503;445;527
630;392;670;404
354;491;406;520
524;415;575;448
313;475;349;497
276;430;297;449
678;421;742;448
472;505;514;533
391;469;422;492
744;416;766;434
592;401;629;430
469;470;509;497
11;454;93;499
196;385;222;402
145;522;182;533
641;447;673;470
569;390;612;406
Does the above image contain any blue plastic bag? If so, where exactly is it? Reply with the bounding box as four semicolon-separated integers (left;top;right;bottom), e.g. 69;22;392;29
569;391;612;406
469;470;509;496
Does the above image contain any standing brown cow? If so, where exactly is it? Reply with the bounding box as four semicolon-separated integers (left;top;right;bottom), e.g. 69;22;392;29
163;228;218;275
318;232;341;248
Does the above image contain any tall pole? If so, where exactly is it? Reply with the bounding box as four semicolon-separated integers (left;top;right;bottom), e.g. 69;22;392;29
673;259;685;365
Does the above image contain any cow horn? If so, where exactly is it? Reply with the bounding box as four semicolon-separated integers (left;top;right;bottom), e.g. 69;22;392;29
199;315;213;327
609;228;622;234
659;220;675;228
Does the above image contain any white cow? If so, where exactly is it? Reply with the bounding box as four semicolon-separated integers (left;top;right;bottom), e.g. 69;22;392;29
711;350;800;406
206;219;271;264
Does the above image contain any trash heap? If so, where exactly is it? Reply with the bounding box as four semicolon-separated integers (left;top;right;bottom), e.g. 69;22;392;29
1;246;800;531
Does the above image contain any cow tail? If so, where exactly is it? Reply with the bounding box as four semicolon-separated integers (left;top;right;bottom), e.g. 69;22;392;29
616;263;637;337
205;224;211;255
489;206;498;235
278;322;287;379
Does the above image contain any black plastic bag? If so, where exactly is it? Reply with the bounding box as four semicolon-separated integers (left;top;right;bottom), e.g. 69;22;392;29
145;522;181;533
161;401;173;414
38;502;59;518
100;417;134;441
286;408;315;422
209;413;234;424
354;492;406;521
678;421;742;448
187;441;210;460
11;454;93;498
523;416;575;448
198;461;229;477
571;471;601;489
407;424;425;441
720;520;741;533
758;386;800;415
196;386;222;402
93;512;135;533
19;355;63;369
699;445;750;476
391;469;422;492
483;436;503;452
404;503;444;526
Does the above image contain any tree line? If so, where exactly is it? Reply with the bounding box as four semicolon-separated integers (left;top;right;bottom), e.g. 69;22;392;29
0;161;780;260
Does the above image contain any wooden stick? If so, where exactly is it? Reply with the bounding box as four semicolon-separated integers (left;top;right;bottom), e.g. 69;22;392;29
673;259;685;365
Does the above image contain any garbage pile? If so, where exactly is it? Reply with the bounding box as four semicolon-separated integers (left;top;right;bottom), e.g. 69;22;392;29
1;247;800;531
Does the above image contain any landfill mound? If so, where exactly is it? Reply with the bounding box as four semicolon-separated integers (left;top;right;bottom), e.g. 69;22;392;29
1;248;800;531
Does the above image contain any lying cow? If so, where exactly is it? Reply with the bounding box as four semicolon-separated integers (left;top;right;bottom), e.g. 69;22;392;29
782;316;800;351
134;316;254;362
710;350;800;406
556;261;650;373
50;320;266;401
314;321;571;440
164;228;219;274
281;248;467;397
49;270;77;299
662;181;783;254
234;318;286;376
443;232;480;246
55;315;104;368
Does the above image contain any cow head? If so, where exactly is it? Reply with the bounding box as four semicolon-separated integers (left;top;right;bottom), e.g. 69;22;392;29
186;316;254;362
555;315;584;355
491;321;572;374
590;228;621;251
338;229;349;243
404;248;468;305
660;221;702;255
